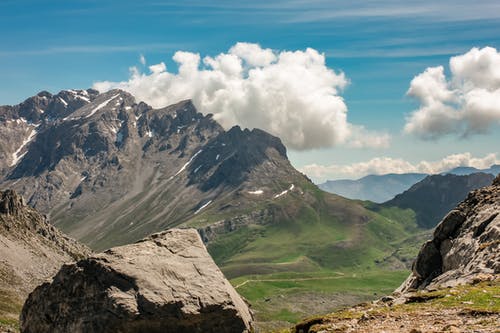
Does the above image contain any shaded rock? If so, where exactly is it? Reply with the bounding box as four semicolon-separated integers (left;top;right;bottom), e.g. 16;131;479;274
20;228;254;333
397;177;500;293
0;189;24;215
412;240;441;280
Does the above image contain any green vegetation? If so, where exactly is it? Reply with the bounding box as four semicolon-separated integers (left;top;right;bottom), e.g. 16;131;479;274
187;185;427;327
232;269;409;326
0;289;21;332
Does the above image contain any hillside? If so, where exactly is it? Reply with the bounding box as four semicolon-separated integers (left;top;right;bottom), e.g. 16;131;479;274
0;190;90;332
319;173;427;203
286;174;500;333
0;90;424;328
382;173;495;228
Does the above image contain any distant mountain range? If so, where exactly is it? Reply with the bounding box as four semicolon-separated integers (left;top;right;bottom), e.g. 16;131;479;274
319;165;500;202
319;173;428;203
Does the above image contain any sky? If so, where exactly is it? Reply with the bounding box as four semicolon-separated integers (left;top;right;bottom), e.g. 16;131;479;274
1;0;500;182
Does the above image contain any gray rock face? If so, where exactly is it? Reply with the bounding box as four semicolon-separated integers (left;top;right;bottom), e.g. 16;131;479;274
0;189;91;322
397;175;500;293
20;228;254;333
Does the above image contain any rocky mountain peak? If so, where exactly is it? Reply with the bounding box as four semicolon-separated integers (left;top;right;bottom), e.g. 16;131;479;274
0;90;305;249
397;176;500;293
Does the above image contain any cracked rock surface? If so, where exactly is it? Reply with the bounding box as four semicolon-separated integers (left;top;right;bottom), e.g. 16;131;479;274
20;228;254;333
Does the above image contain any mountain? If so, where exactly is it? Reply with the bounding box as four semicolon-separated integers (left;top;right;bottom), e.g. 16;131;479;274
382;173;495;229
319;173;427;203
0;189;90;330
0;89;423;327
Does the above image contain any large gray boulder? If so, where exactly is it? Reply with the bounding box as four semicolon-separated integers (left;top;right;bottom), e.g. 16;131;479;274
20;228;254;333
397;174;500;293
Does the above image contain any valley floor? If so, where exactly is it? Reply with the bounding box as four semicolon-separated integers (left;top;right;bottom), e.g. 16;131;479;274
231;269;409;331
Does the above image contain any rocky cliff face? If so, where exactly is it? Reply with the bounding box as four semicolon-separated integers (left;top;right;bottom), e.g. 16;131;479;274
0;189;90;323
20;228;254;333
397;174;500;292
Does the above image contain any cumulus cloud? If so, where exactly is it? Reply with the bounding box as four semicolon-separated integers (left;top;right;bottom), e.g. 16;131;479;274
405;47;500;139
94;42;389;150
300;152;500;182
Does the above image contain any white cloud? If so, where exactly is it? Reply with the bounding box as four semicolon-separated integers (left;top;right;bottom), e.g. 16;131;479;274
300;152;500;182
139;54;146;65
94;42;389;150
405;47;500;139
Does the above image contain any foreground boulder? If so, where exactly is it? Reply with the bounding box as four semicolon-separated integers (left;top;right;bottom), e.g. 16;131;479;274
398;174;500;292
20;228;254;333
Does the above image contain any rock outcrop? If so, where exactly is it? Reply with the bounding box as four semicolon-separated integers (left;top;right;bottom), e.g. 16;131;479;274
0;189;91;325
397;174;500;292
20;228;254;333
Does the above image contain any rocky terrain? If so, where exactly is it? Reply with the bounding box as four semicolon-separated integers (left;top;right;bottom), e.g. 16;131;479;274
0;189;90;331
287;174;500;333
383;173;495;228
21;228;254;333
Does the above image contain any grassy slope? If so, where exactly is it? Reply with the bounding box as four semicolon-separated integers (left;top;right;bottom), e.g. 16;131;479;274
284;280;500;333
182;181;426;328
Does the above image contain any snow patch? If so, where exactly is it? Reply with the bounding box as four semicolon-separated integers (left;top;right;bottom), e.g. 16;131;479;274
248;190;264;195
146;130;153;138
273;184;295;199
76;95;90;103
168;150;203;180
194;165;202;173
59;97;68;106
85;93;120;119
216;154;220;161
194;200;212;214
10;127;38;166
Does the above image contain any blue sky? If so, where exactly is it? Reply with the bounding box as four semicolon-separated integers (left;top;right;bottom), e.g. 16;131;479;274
1;0;500;181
